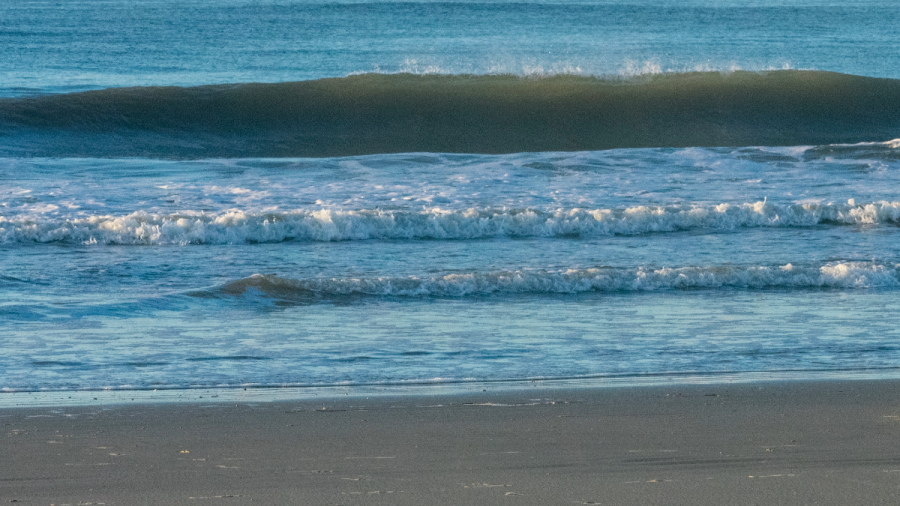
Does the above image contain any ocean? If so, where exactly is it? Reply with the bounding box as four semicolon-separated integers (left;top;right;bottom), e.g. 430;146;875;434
2;0;900;403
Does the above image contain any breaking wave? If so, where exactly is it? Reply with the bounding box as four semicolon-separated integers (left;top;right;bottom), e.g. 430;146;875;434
220;262;900;299
3;200;900;245
1;70;898;157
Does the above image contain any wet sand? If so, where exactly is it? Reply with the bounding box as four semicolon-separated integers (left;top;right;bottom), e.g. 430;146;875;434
3;380;900;505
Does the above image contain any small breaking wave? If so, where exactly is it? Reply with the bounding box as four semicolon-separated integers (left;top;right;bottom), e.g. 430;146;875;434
220;262;900;299
3;200;899;245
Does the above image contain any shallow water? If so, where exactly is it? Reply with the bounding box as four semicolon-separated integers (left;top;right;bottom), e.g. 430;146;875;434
2;0;900;398
3;144;900;393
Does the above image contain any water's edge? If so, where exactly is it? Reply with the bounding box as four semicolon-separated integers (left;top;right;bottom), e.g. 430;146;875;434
4;368;899;409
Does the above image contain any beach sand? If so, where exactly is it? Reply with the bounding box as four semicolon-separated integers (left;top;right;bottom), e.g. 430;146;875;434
3;380;900;505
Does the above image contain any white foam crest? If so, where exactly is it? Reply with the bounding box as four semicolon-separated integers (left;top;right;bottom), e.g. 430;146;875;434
822;138;900;149
224;262;900;298
397;58;446;75
617;60;794;77
353;58;798;79
3;201;900;245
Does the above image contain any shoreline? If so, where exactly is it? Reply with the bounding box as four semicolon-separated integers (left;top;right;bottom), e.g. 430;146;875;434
4;379;900;504
4;367;900;409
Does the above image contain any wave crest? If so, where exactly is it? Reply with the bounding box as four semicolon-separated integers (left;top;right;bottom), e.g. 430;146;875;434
3;200;900;245
221;262;900;298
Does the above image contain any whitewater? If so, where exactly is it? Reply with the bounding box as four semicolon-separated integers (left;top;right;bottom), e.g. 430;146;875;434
2;0;900;398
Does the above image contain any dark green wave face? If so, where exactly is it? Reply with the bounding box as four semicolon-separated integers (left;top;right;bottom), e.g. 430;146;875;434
1;70;899;158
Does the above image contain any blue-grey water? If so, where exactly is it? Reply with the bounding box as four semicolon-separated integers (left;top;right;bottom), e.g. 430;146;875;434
3;0;900;96
2;0;900;398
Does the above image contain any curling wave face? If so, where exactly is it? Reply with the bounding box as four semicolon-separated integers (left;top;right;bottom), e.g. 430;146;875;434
1;70;899;158
4;200;900;245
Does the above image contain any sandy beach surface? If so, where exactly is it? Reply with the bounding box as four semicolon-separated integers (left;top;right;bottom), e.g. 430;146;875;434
3;380;900;505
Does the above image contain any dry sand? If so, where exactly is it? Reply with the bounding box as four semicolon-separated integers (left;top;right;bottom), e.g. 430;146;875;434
3;380;900;505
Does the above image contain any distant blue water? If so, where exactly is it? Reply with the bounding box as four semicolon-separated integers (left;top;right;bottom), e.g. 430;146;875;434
1;0;899;96
2;0;900;398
